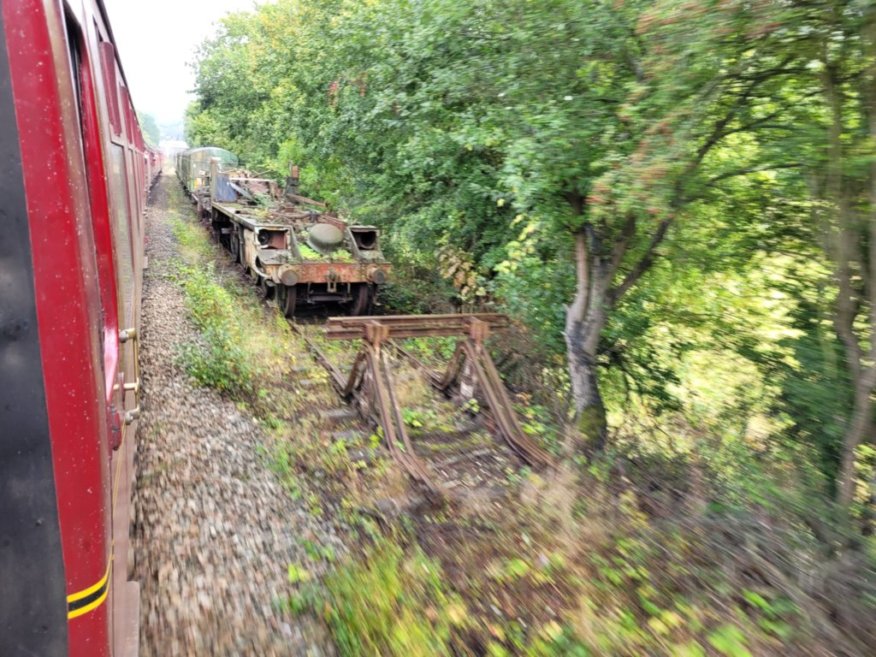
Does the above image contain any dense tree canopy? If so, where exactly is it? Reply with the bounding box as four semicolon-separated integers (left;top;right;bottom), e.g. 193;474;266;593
138;110;161;146
186;0;875;508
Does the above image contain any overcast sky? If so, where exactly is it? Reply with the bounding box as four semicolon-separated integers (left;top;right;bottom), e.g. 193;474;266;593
103;0;260;131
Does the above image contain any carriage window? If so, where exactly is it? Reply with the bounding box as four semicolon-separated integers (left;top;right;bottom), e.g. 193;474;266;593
99;41;122;138
65;9;127;385
108;145;135;327
66;21;82;119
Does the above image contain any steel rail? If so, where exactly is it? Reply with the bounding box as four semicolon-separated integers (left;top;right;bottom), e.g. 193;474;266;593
286;314;555;503
392;338;552;468
286;320;445;501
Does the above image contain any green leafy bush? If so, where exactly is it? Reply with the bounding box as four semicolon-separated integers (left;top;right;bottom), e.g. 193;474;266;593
171;227;258;397
317;539;465;657
178;326;254;396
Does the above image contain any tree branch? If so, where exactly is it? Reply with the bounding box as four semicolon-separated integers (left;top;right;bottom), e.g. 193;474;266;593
685;55;797;176
608;214;637;279
609;217;673;305
681;162;804;204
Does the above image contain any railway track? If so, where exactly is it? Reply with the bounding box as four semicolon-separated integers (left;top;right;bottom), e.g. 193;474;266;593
284;313;554;505
193;199;554;507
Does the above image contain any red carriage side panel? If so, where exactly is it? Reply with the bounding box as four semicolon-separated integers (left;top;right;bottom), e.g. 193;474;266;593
91;36;144;657
0;8;69;656
76;4;147;655
2;0;150;654
2;1;113;655
66;2;124;423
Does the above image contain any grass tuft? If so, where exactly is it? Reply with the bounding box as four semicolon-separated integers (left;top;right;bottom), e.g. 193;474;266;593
316;539;466;657
174;261;257;396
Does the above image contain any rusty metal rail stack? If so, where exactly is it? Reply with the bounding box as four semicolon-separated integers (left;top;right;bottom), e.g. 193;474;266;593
308;313;553;500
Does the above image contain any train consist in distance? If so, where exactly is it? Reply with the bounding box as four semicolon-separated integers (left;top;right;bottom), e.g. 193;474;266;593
176;148;391;315
0;1;158;656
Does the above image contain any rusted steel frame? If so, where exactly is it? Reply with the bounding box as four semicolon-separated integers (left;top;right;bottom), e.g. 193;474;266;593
328;326;487;340
362;336;442;499
313;319;442;498
308;313;551;495
391;319;552;468
285;193;327;208
326;314;510;341
327;313;508;328
329;314;553;468
288;262;383;285
332;313;508;323
387;318;481;392
340;351;368;399
388;340;460;394
461;339;553;468
434;342;466;391
388;342;445;389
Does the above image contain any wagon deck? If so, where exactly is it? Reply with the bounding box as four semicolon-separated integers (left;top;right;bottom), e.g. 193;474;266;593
180;156;391;316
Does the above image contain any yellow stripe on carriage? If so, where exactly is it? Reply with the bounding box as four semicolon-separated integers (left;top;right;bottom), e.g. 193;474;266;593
66;559;110;604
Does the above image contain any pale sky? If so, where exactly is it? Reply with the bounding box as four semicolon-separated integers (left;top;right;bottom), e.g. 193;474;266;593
103;0;261;132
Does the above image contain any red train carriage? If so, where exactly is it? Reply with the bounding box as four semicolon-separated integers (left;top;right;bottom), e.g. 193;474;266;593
0;1;156;655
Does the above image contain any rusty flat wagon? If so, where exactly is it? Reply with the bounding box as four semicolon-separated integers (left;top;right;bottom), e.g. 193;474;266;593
188;156;390;315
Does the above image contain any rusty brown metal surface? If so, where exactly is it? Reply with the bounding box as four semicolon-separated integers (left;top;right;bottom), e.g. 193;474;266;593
363;343;443;499
325;313;509;340
289;320;444;499
284;193;327;209
285;262;390;285
458;333;552;468
208;164;391;306
318;314;554;493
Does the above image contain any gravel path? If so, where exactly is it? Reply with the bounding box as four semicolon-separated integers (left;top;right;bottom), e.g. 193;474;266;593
134;175;334;657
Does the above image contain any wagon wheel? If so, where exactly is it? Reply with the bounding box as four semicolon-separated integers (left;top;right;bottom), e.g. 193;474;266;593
277;284;297;318
230;233;241;264
258;277;275;301
349;284;373;316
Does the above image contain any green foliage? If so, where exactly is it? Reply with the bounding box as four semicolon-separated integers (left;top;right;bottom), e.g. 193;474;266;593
775;281;853;487
487;623;590;657
186;0;873;503
316;538;466;657
707;625;751;657
297;243;323;261
175;261;256;397
178;325;254;396
137;111;161;146
174;4;876;654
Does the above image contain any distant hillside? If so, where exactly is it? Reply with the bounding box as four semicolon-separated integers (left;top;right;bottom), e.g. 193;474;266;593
158;119;185;142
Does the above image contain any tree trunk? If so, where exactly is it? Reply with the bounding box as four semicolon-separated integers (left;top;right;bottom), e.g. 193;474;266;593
566;310;608;452
565;229;610;452
838;382;875;506
836;18;876;506
828;21;876;506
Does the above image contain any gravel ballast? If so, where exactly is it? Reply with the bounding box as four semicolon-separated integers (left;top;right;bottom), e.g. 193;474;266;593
134;175;334;657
